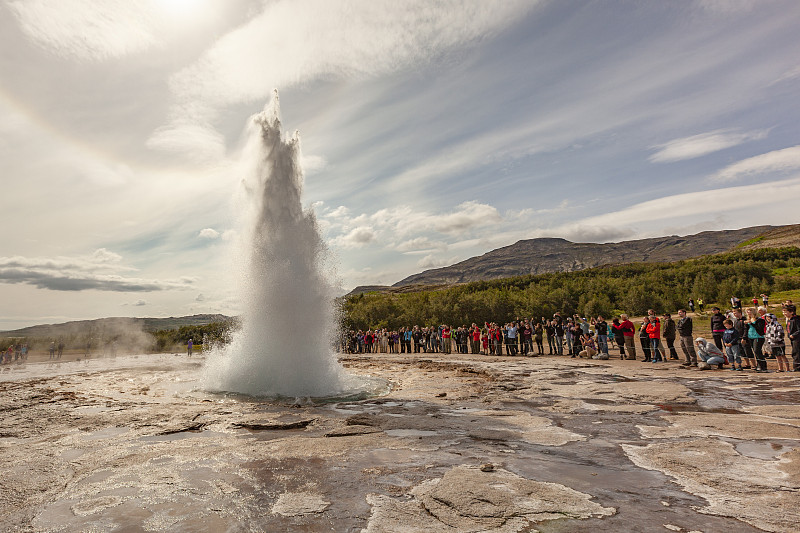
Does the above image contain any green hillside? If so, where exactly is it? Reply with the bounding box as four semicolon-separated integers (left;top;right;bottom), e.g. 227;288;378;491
342;247;800;330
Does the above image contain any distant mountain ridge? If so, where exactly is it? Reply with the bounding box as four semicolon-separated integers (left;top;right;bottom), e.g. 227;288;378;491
1;314;231;338
391;225;781;288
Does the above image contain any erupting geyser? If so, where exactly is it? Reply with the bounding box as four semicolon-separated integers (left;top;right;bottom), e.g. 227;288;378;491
203;91;372;398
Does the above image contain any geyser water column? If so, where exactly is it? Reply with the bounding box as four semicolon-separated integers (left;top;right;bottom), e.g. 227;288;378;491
203;91;359;398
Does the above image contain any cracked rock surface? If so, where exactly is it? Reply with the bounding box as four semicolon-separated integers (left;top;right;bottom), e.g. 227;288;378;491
363;465;614;532
0;352;798;531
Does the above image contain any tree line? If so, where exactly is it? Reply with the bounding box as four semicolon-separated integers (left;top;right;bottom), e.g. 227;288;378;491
340;247;800;331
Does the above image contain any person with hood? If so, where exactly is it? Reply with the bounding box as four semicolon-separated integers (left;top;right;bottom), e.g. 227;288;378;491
695;337;725;369
765;313;788;372
722;318;743;371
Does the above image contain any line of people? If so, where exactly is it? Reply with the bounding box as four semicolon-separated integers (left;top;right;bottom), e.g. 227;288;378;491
343;301;800;373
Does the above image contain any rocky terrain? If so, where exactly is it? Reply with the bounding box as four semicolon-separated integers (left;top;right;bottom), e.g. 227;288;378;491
1;351;798;532
736;224;800;251
392;225;777;287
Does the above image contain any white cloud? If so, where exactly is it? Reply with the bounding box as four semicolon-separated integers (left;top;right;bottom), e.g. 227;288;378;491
146;121;226;162
344;202;502;237
159;0;539;131
326;201;507;259
7;0;160;60
713;145;800;182
416;254;459;269
91;248;123;263
133;299;147;306
301;154;328;175
198;228;220;239
769;65;800;86
430;201;502;234
195;293;205;302
326;206;351;218
330;226;377;248
396;237;448;253
649;129;768;163
572;175;800;229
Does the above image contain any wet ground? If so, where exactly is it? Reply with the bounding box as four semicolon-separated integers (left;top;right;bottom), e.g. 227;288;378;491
0;352;798;532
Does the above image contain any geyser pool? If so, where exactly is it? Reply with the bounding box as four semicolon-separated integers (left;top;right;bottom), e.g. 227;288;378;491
203;92;382;399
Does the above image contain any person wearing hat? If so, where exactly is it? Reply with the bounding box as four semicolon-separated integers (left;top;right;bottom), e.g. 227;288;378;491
765;313;786;372
695;337;725;369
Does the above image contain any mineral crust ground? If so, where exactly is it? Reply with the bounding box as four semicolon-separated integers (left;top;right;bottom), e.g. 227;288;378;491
1;352;798;532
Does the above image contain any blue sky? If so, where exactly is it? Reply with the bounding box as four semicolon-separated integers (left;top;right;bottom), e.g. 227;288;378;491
1;0;800;330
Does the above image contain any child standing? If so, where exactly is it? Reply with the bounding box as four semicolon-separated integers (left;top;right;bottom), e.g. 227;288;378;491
722;319;743;371
765;313;788;372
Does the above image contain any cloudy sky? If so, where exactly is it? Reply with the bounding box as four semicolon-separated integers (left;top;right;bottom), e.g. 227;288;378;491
2;0;800;330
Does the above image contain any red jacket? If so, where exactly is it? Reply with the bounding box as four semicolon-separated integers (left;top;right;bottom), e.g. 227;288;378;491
646;318;661;339
620;320;635;337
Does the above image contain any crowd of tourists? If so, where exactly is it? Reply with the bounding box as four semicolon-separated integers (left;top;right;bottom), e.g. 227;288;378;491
1;343;29;364
342;298;800;373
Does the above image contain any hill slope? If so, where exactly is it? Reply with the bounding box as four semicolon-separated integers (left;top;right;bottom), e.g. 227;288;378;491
394;226;776;287
1;314;231;338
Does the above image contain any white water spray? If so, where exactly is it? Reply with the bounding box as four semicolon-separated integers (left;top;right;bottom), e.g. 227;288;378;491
203;92;370;398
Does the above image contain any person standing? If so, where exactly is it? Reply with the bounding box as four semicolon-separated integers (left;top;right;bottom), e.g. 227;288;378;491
593;316;609;356
554;320;564;355
639;317;652;362
441;325;451;354
677;309;697;367
506;323;518;356
492;324;503;356
688;298;695;313
722;319;743;371
646;314;665;363
765;313;788;372
619;314;636;360
709;307;726;350
570;322;583;357
697;298;705;312
534;322;544;355
49;341;56;360
731;309;753;369
611;318;625;358
470;324;480;354
662;313;678;360
783;303;800;372
187;338;193;357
